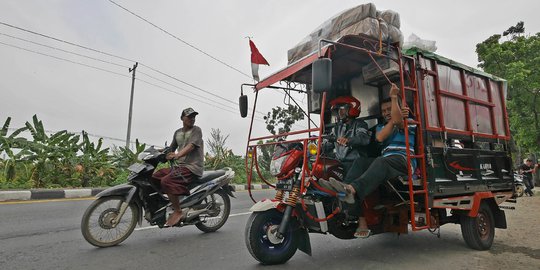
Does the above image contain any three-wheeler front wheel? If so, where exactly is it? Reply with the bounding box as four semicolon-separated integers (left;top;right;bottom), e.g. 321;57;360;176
245;209;299;265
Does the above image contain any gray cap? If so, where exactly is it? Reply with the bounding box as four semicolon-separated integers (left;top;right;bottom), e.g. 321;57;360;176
181;107;198;117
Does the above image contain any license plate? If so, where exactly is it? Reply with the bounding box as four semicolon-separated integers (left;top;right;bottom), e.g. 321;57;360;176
127;163;146;173
276;180;293;191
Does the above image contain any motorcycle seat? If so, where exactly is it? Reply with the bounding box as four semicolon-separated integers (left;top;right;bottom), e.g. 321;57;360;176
195;169;227;183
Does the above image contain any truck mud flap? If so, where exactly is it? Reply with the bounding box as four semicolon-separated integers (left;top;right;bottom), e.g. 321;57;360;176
492;205;507;229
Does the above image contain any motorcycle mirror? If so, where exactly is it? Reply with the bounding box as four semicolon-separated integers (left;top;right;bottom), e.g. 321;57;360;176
312;58;332;93
239;94;248;118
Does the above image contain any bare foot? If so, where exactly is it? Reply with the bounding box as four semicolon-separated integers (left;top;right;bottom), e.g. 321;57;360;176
165;210;183;226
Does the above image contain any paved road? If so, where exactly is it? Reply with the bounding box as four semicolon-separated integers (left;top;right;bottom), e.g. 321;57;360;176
1;190;539;270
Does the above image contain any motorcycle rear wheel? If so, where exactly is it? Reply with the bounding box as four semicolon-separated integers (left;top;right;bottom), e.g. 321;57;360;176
195;190;231;232
81;196;139;247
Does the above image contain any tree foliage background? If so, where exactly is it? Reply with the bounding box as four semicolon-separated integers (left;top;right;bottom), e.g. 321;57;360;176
476;21;540;159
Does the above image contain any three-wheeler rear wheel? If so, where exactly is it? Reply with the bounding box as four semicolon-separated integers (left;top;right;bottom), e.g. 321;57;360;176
245;209;299;265
460;201;495;250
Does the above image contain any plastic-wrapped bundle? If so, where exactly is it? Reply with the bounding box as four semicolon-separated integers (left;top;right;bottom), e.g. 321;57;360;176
403;33;437;52
287;3;403;64
339;17;389;41
378;10;401;28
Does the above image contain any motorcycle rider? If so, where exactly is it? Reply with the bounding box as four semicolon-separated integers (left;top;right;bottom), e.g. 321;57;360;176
328;96;371;177
334;84;414;238
319;96;371;206
153;107;204;226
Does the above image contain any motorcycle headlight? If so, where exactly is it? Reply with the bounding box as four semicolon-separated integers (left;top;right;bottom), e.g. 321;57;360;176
270;155;288;176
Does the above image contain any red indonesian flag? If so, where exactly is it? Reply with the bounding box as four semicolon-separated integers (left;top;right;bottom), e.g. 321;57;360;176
249;39;269;81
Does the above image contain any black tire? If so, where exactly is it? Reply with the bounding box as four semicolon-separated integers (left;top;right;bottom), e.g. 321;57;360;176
195;190;231;233
245;209;299;265
81;196;139;247
460;202;495;250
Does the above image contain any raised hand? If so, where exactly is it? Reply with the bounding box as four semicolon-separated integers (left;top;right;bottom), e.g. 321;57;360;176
389;83;400;97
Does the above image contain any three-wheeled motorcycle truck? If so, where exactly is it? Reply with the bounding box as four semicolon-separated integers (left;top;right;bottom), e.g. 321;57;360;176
239;33;515;265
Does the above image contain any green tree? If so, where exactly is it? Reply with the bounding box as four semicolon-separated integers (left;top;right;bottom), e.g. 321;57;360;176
263;104;305;135
476;21;540;154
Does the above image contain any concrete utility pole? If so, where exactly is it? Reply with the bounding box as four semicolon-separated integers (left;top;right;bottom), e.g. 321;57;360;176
126;62;138;149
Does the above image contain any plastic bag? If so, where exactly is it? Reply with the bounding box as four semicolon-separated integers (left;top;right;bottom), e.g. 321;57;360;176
403;33;437;52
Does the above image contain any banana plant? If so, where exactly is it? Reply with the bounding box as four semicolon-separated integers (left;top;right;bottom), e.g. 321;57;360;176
75;131;112;187
0;117;30;181
111;139;146;169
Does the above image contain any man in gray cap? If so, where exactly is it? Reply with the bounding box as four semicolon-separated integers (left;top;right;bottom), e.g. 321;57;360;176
153;107;204;226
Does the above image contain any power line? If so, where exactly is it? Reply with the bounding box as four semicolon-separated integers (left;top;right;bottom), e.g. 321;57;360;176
0;40;266;123
136;77;267;124
0;21;136;64
108;0;252;79
106;1;302;104
139;63;266;116
0;41;130;78
0;21;267;115
0;30;256;115
0;32;128;69
137;70;246;114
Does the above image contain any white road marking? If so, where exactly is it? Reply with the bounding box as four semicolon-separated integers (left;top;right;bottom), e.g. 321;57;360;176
134;211;252;231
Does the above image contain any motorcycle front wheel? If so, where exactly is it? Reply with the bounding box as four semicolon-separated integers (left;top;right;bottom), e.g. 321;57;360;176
245;209;299;265
195;189;231;232
515;184;524;197
81;196;139;247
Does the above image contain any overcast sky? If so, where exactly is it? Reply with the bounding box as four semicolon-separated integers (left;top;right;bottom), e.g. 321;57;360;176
1;0;539;155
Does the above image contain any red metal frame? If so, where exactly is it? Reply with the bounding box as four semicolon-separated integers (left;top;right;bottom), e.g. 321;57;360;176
419;59;510;141
399;55;431;231
255;47;329;91
243;35;512;231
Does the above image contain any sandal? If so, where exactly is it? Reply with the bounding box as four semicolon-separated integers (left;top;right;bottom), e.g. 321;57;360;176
164;210;187;227
354;228;371;239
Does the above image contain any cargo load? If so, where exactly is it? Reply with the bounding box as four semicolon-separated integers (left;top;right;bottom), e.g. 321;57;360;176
287;3;403;64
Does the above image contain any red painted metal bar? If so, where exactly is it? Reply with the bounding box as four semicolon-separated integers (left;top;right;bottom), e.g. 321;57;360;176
439;90;495;107
425;127;444;132
248;136;319;148
247;147;257;203
244;89;260;203
398;53;431;231
249;128;320;142
255;47;329;91
252;146;276;188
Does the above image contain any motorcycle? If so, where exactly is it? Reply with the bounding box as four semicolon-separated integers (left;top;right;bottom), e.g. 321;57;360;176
81;146;235;247
514;173;525;197
246;139;384;264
